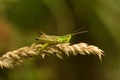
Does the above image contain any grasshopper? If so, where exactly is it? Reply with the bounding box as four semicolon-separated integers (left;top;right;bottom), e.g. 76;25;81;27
36;31;87;50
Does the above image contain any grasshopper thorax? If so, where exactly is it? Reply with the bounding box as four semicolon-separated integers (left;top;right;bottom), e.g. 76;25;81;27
55;34;72;43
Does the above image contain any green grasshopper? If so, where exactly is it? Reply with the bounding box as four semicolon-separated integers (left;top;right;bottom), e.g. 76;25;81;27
36;31;87;50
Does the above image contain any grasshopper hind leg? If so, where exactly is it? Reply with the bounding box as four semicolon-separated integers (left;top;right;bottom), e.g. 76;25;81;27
38;43;49;51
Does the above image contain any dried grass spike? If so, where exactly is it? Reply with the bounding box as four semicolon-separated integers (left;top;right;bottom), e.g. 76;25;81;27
0;42;104;68
41;54;45;59
56;54;63;59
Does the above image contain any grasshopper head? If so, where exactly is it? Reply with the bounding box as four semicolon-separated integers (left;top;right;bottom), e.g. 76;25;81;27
65;34;72;42
63;31;87;43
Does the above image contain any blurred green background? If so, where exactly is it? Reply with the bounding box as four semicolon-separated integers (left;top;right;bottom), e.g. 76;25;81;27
0;0;120;80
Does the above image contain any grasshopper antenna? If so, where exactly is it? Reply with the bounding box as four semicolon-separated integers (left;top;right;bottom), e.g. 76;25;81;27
71;30;88;36
73;26;86;33
70;26;87;35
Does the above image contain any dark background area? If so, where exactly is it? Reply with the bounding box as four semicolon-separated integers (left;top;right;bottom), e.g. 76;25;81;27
0;0;120;80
